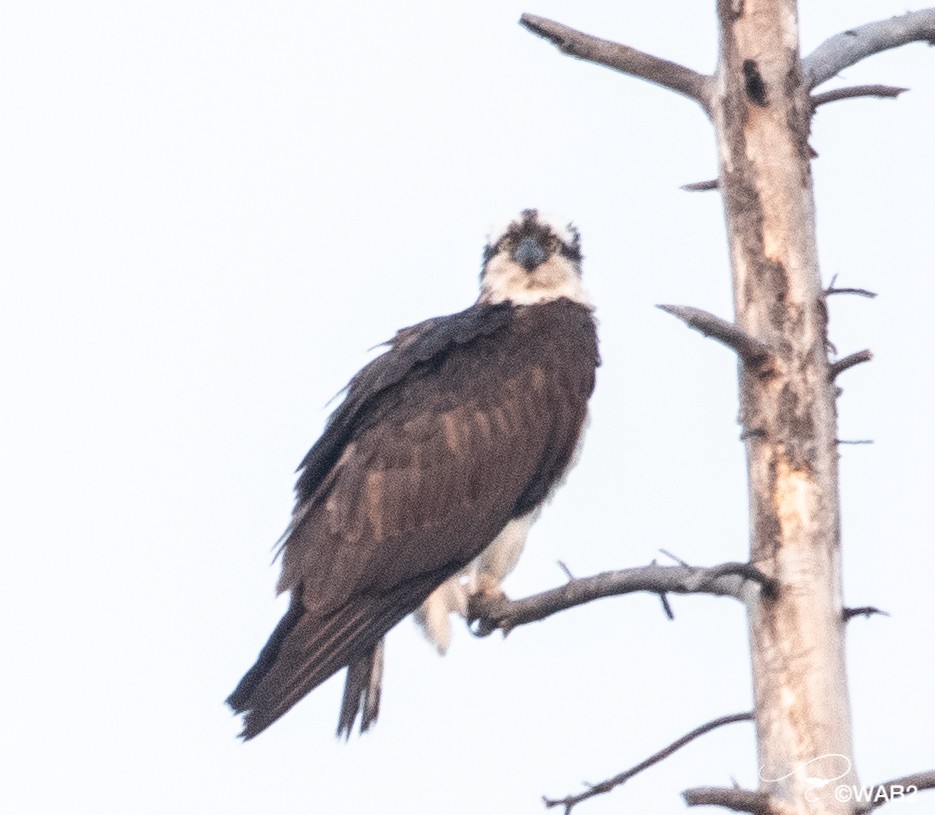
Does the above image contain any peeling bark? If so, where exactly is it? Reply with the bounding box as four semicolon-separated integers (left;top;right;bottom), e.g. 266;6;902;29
714;1;856;811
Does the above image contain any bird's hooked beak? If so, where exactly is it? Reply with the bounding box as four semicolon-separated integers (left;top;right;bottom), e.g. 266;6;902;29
512;235;548;272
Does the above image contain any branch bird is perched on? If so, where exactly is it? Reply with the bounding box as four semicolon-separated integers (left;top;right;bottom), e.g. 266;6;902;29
227;209;600;738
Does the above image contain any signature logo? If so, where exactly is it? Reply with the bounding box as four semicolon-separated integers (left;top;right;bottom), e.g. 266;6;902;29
761;756;920;806
760;754;852;803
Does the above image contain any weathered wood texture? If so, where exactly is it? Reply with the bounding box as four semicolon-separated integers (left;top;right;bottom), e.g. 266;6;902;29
713;1;855;811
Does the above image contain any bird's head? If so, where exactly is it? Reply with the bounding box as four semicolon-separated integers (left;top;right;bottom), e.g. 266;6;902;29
478;209;588;306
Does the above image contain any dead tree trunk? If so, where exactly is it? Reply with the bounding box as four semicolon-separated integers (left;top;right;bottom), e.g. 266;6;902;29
713;2;857;810
470;4;935;813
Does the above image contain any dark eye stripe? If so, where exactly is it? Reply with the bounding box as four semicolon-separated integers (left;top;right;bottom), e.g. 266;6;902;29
482;223;581;268
560;243;582;262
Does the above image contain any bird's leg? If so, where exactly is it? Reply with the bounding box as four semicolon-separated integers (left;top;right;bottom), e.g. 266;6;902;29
465;570;511;626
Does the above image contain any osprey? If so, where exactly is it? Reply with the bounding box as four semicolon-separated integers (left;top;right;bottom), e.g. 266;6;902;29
228;209;599;738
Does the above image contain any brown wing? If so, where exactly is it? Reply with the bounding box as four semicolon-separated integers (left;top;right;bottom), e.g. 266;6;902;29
227;300;598;738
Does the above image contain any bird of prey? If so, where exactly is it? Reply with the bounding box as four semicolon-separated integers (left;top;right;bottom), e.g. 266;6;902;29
227;208;599;739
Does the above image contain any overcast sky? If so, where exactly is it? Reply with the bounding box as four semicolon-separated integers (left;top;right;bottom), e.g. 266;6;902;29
2;2;933;813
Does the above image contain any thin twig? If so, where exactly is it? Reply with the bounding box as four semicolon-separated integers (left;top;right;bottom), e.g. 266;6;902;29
468;561;774;637
657;304;773;365
682;179;720;192
658;593;675;620
859;769;935;812
543;712;753;813
557;560;575;581
659;548;689;567
811;84;909;110
682;786;775;814
826;287;878;299
803;10;935;89
829;350;873;380
519;14;713;113
843;605;889;622
837;439;875;445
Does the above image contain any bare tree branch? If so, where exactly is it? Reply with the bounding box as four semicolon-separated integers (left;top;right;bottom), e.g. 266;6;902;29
843;605;889;622
468;561;775;637
659;548;690;567
682;179;720;192
658;592;675;620
803;10;935;89
826;287;878;299
812;84;909;109
829;350;873;380
859;769;935;811
556;560;575;581
519;13;713;113
682;786;776;814
656;304;773;364
706;562;779;598
825;274;878;299
543;712;753;813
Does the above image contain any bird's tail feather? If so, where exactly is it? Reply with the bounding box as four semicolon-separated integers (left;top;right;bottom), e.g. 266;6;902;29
337;639;384;738
227;574;442;739
226;591;305;716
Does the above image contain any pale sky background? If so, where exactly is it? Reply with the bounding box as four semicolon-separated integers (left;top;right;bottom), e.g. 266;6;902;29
2;2;933;813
